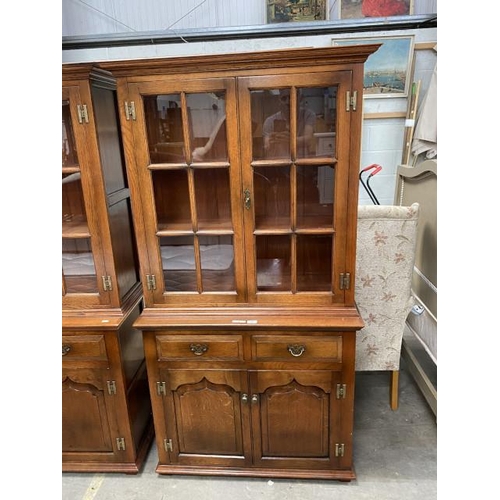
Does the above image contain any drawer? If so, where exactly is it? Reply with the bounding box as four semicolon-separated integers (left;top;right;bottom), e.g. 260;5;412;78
62;335;107;361
156;334;244;361
252;335;342;362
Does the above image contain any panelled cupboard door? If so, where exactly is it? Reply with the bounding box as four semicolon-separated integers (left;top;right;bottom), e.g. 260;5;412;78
126;79;246;306
238;73;353;305
62;86;111;308
62;368;122;461
249;370;344;470
158;369;252;468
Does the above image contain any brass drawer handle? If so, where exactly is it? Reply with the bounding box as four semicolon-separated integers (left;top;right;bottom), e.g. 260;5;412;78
62;344;71;356
190;343;208;356
287;344;306;357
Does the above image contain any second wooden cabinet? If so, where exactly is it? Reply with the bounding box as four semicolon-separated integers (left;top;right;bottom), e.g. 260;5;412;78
101;44;379;480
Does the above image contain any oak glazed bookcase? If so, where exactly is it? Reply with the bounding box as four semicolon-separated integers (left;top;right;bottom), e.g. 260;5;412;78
62;64;153;473
102;45;379;481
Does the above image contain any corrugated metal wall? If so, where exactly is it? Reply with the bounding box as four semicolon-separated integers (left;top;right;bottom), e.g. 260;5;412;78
62;0;266;36
62;0;436;37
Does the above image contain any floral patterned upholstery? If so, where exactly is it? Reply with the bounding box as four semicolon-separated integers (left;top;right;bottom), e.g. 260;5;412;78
355;203;420;372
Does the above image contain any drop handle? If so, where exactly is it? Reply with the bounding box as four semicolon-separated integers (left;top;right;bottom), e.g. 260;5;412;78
244;188;251;210
287;344;306;357
62;345;71;356
190;343;208;356
251;394;259;404
241;393;249;403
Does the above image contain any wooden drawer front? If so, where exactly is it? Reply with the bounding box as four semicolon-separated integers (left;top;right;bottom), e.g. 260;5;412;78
156;334;244;361
252;335;342;362
62;335;107;361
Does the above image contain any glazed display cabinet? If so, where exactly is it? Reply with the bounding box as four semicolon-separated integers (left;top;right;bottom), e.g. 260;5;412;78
102;44;379;480
62;64;153;473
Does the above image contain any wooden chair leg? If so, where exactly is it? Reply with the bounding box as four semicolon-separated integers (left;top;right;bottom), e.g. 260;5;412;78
390;370;400;410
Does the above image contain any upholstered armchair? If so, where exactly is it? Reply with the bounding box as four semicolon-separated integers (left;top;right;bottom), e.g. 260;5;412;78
355;203;420;410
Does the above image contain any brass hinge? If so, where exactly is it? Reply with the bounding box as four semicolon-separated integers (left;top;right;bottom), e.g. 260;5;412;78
146;274;156;291
116;437;126;451
345;91;357;112
77;104;89;124
336;383;346;399
156;381;166;396
124;101;136;121
107;380;117;395
102;275;113;291
164;438;173;452
335;443;345;457
339;272;351;290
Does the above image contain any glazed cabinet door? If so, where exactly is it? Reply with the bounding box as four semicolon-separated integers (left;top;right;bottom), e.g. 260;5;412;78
62;86;111;308
249;370;345;470
237;72;354;305
158;369;252;468
125;78;246;307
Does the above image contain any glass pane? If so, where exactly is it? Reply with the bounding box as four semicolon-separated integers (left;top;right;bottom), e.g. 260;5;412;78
253;166;290;230
199;235;235;292
62;173;87;233
194;168;232;231
152;170;192;231
297;165;334;229
62;101;78;167
160;236;197;292
187;92;227;162
63;238;98;293
297;86;337;159
252;88;290;160
144;94;186;163
256;235;291;291
297;235;332;291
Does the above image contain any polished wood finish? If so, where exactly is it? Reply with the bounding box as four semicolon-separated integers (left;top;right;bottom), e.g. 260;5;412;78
99;45;379;480
62;65;153;473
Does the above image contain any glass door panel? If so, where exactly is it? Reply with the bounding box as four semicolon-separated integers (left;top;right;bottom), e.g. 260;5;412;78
62;101;78;167
199;235;235;292
297;86;337;159
194;168;232;231
240;73;350;301
256;235;291;292
62;238;98;293
296;165;334;230
187;92;228;162
152;170;191;231
144;94;186;163
137;82;242;302
160;236;198;292
296;235;332;291
253;166;291;231
62;168;98;294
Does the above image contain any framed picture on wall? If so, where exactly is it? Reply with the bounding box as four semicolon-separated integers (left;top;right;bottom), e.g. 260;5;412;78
333;36;414;98
339;0;414;20
266;0;327;23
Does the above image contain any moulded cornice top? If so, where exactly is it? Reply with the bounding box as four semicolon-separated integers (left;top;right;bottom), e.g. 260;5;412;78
91;45;381;78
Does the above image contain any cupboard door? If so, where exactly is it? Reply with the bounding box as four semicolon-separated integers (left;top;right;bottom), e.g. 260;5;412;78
237;72;353;305
249;370;343;470
62;86;111;308
126;79;246;306
62;368;120;459
159;369;252;467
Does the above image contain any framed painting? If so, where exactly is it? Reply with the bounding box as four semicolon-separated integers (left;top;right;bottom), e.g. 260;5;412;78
267;0;327;23
339;0;413;20
333;36;414;98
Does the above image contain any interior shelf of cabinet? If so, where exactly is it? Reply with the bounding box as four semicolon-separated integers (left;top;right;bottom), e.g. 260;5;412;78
62;216;91;238
157;221;234;234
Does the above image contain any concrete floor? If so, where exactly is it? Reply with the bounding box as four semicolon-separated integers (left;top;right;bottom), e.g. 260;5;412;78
62;359;437;500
